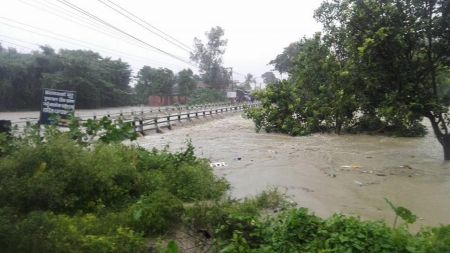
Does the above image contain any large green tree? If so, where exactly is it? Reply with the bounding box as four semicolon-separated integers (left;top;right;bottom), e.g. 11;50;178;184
0;45;132;110
190;26;231;91
134;66;175;103
241;73;256;90
261;71;278;85
247;34;357;135
315;0;450;159
269;41;304;75
176;68;196;96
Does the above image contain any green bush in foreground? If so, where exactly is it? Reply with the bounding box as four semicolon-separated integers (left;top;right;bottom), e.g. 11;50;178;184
0;124;228;252
212;207;450;253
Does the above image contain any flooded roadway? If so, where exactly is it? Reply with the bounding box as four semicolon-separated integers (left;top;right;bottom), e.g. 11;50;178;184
137;114;450;230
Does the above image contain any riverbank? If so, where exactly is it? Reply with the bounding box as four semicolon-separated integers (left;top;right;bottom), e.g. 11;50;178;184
137;114;450;230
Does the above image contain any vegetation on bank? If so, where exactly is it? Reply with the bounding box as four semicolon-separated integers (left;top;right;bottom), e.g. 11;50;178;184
188;88;227;105
0;119;449;252
246;0;450;159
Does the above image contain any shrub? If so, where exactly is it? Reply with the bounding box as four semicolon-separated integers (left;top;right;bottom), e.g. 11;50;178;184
0;124;228;252
129;191;184;235
188;88;227;105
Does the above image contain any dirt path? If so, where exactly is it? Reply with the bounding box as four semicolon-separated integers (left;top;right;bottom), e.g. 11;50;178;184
137;114;450;230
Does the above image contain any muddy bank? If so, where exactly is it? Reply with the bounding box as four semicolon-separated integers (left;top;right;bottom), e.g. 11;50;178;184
137;114;450;230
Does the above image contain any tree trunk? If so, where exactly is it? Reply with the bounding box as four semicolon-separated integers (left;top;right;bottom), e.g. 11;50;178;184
335;119;342;135
443;139;450;161
426;115;450;160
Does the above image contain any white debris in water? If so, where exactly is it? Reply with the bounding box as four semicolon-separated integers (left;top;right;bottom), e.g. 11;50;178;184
210;162;227;168
354;180;364;187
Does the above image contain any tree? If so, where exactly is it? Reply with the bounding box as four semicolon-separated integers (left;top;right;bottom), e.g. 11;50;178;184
241;73;256;90
190;26;231;91
176;68;196;96
261;71;278;85
246;34;357;135
42;49;132;108
269;41;303;75
135;66;175;103
315;0;450;159
0;46;132;110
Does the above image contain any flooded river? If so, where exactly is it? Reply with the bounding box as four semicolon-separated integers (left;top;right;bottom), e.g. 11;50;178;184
137;114;450;230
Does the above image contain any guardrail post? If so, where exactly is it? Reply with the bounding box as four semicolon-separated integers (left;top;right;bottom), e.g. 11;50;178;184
139;118;144;135
154;117;162;133
167;115;172;130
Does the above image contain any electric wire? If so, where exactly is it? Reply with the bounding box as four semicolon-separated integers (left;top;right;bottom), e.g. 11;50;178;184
17;0;184;64
18;0;137;45
56;0;194;66
0;19;186;68
101;0;193;51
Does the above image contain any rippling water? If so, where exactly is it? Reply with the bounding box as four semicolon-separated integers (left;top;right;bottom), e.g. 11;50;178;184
130;114;450;229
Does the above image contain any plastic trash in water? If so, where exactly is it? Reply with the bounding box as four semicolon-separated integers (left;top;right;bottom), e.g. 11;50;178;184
354;180;364;187
210;162;227;168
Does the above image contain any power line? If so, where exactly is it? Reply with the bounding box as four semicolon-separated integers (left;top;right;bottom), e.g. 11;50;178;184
56;0;194;67
0;19;185;68
18;0;135;44
102;0;192;51
17;0;184;64
0;34;189;75
96;0;191;53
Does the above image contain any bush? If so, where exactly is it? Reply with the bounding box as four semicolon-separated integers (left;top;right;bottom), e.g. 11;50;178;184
207;206;450;253
188;88;227;105
0;125;228;252
3;211;145;253
129;191;184;235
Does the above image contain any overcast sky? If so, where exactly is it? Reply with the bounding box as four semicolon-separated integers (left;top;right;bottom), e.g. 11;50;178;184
0;0;323;83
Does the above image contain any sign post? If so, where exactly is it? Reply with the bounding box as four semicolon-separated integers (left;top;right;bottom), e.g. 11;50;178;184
39;88;76;125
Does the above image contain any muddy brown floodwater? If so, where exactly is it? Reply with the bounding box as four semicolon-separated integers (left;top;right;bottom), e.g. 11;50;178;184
137;114;450;231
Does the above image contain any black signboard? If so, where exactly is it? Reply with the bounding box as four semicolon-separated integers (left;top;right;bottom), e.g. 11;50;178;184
39;88;76;125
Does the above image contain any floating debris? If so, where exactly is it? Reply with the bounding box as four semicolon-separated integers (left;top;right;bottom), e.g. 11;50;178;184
210;162;227;168
354;180;364;187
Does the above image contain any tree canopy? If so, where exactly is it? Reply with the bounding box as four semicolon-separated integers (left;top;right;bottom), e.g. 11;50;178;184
247;0;450;159
134;66;175;103
0;45;133;110
261;71;278;85
190;26;231;91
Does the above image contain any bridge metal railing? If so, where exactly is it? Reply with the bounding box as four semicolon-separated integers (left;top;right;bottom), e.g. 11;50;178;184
9;102;259;134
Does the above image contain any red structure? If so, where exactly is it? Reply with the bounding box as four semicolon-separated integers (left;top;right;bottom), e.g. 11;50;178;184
148;95;187;107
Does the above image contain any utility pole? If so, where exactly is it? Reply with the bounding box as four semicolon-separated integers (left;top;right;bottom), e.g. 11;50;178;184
226;67;233;91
